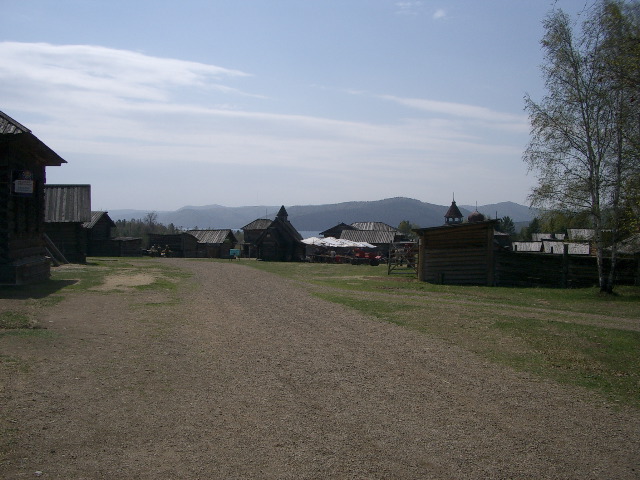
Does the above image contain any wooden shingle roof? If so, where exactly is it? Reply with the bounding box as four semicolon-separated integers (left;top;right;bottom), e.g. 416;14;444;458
340;230;396;244
188;229;237;244
45;184;91;223
83;211;116;229
0;111;67;167
351;222;398;232
444;200;463;220
0;111;30;134
242;218;273;230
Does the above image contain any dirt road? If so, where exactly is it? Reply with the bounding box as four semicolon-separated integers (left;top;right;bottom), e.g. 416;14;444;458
1;259;639;479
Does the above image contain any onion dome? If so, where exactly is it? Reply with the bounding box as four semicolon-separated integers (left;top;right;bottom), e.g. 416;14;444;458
468;209;486;222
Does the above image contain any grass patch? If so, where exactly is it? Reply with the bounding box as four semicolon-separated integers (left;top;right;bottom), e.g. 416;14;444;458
0;311;32;329
313;292;421;324
0;329;58;339
244;260;640;408
491;318;640;406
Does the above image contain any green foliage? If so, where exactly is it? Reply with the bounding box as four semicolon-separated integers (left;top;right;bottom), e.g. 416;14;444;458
524;1;640;291
397;220;420;240
496;216;516;235
114;212;183;240
519;217;541;240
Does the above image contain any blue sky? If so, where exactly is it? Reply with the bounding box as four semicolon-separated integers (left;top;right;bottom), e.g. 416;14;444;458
1;0;591;211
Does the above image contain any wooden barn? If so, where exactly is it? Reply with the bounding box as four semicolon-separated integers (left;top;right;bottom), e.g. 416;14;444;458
243;206;305;261
188;229;238;258
147;233;198;257
84;211;116;256
44;185;92;263
413;220;500;286
0;111;67;284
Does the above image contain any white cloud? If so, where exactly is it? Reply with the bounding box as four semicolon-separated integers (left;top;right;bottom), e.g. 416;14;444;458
378;94;528;132
395;1;423;15
433;9;447;20
0;41;256;105
0;41;532;209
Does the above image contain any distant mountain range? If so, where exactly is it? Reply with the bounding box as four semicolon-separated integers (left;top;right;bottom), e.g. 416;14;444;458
109;197;537;232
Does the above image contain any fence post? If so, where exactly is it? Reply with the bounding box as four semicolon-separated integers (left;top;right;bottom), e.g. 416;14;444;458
562;243;569;288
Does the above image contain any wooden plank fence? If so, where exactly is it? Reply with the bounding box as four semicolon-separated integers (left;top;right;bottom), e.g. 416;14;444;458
495;250;639;288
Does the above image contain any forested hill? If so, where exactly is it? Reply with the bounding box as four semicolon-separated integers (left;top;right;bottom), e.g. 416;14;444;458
108;197;536;231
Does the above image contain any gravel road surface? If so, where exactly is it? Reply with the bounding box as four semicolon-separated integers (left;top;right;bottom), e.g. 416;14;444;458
1;259;638;479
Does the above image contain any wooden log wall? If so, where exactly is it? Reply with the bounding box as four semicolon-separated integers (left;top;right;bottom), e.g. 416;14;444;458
420;222;495;285
0;157;50;283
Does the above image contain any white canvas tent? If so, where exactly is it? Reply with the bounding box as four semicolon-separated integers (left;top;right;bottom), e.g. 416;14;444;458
302;236;375;249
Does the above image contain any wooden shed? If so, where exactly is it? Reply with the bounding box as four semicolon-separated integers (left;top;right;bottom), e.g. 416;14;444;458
245;206;305;261
188;229;238;258
0;111;67;284
84;211;117;256
44;184;92;263
147;233;198;257
413;220;499;286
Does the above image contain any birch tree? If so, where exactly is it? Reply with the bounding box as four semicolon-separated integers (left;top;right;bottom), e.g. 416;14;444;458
524;1;640;292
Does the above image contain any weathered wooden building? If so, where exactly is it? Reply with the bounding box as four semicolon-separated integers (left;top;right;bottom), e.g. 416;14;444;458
0;111;66;283
241;218;273;258
243;206;305;261
319;221;405;257
84;211;116;256
44;185;92;263
188;229;238;258
340;229;397;257
147;233;198;257
413;220;500;286
110;237;143;257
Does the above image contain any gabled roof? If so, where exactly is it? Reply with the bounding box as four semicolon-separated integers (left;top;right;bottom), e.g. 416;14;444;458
351;222;398;232
188;229;237;244
0;111;30;134
242;218;273;230
83;211;116;229
320;222;356;236
44;184;92;223
0;111;67;166
341;229;396;244
254;215;303;244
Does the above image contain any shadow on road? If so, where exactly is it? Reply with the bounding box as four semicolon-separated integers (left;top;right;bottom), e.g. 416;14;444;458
0;279;78;299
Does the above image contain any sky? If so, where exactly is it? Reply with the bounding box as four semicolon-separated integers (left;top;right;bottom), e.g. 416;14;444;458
0;0;593;211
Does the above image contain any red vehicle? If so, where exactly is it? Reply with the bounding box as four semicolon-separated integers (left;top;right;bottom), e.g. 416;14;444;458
350;248;382;266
